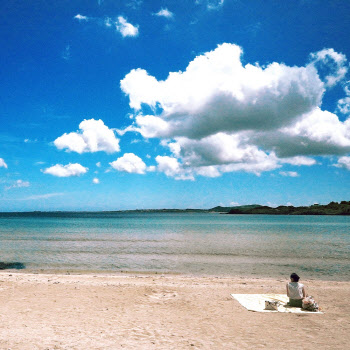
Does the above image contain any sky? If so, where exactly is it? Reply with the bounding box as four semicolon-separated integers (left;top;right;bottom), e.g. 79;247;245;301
1;0;350;211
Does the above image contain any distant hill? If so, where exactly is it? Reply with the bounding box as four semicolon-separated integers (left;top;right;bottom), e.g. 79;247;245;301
227;201;350;215
209;205;262;213
0;202;349;216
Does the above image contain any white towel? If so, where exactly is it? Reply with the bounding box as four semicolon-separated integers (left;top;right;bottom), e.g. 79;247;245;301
231;294;323;313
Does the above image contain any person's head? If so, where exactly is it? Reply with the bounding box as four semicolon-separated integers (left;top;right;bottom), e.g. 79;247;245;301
290;273;300;282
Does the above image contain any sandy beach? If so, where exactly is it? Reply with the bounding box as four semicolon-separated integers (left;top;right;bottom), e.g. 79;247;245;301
0;272;349;349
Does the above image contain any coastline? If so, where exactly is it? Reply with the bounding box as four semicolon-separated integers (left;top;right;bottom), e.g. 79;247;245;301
1;271;349;349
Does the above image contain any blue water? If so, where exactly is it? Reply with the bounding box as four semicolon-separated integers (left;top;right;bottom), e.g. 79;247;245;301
0;213;349;280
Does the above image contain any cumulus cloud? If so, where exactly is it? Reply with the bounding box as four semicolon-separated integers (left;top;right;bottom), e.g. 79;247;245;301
43;163;88;177
338;97;350;115
0;158;7;169
116;16;139;37
154;8;174;18
333;156;350;170
156;156;194;180
278;108;350;155
165;133;274;167
54;119;120;154
121;44;323;139
119;43;350;179
93;178;100;184
337;83;350;115
195;166;221;178
110;153;146;174
309;48;348;87
280;156;317;166
74;14;89;21
219;153;280;176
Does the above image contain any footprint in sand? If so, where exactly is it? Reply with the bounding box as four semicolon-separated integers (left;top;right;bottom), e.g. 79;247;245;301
148;290;178;301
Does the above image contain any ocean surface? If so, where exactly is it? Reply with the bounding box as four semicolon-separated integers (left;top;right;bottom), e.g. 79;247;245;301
0;213;349;280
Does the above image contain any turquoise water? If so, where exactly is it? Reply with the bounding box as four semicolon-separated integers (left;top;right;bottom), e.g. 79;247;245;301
0;213;349;280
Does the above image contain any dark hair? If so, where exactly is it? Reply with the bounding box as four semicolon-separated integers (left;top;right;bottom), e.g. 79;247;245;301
290;273;300;282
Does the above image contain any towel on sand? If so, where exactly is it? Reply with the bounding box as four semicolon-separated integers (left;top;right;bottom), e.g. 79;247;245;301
231;294;323;314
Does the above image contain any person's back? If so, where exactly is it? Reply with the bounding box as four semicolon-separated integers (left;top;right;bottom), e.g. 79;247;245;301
286;273;306;307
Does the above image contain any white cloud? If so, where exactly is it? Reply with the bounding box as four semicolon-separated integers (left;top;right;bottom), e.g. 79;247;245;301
280;156;317;166
279;108;350;153
207;0;225;10
165;133;274;167
126;0;143;10
93;178;100;184
24;138;38;143
119;43;350;179
309;48;348;87
54;119;120;154
337;83;350;115
43;163;88;177
121;44;323;139
279;171;299;177
155;156;194;180
62;45;71;61
219;153;280;176
74;14;139;38
19;193;65;201
14;180;30;187
338;96;350;115
74;14;89;21
110;153;146;174
5;179;30;190
104;17;112;27
154;8;174;18
0;158;7;169
195;166;221;178
96;162;101;167
116;16;139;37
147;165;156;172
196;0;225;10
251;109;350;159
333;156;350;170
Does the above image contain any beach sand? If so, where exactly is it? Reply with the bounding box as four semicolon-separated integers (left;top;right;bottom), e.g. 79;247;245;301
0;272;349;349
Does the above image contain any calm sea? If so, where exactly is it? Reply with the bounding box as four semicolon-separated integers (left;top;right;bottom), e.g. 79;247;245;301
0;213;349;280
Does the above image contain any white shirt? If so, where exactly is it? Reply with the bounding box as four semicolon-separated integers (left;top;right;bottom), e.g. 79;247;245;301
287;282;304;299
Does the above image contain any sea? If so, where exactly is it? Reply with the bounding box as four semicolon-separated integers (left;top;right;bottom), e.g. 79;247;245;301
0;212;349;280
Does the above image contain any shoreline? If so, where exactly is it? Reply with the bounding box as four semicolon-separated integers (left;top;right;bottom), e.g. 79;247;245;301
2;267;350;282
1;271;349;349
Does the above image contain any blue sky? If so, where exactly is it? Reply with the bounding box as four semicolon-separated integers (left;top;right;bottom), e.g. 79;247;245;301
1;0;350;211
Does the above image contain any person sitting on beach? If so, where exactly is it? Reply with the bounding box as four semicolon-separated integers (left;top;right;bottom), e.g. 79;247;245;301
286;273;306;307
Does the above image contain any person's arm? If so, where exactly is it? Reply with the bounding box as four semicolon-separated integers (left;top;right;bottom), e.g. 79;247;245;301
302;286;306;298
286;283;289;297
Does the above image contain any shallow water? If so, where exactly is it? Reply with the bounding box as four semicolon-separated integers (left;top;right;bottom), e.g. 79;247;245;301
0;213;349;280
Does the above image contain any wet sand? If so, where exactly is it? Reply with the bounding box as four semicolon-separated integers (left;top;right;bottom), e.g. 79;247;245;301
0;272;349;349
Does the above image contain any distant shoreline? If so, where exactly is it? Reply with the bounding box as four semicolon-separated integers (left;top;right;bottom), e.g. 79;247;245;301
0;201;349;215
